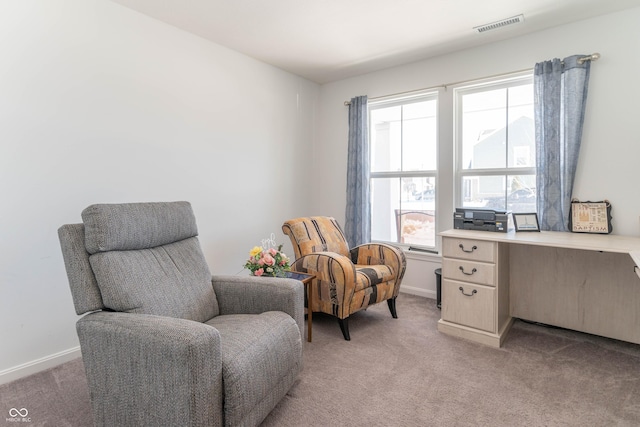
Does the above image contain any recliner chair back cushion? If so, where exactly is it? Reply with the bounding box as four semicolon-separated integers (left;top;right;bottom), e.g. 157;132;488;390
83;201;198;254
82;202;218;322
283;217;350;259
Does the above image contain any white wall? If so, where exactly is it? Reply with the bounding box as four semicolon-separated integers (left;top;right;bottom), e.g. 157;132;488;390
314;7;640;298
4;1;640;383
0;0;319;382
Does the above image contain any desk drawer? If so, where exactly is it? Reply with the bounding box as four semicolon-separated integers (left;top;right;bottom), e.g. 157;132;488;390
441;279;496;333
442;237;496;262
442;258;495;286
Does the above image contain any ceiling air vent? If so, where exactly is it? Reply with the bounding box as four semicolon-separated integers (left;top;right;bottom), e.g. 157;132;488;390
474;14;524;33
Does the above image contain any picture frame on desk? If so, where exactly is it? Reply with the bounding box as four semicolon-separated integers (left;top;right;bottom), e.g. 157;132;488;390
513;213;540;232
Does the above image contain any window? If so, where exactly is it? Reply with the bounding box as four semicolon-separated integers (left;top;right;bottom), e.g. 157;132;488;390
454;73;535;213
369;93;437;248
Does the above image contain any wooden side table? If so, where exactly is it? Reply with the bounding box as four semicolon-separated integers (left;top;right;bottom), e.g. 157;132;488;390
284;271;315;342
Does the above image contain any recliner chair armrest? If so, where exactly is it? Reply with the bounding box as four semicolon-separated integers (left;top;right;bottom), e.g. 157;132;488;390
77;311;223;427
212;275;304;338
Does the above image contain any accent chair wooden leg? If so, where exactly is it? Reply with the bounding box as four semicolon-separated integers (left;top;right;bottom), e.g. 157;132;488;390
387;297;398;318
338;318;351;341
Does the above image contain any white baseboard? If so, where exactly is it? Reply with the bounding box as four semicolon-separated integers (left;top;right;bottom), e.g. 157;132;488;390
0;346;82;385
400;285;436;299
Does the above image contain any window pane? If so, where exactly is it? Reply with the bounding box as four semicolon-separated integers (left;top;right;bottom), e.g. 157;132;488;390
398;176;436;246
506;175;536;213
370;106;401;173
371;100;437;173
507;85;535;168
371;177;400;241
462;175;506;210
461;83;534;170
461;89;507;169
461;174;536;213
371;176;436;247
402;100;437;171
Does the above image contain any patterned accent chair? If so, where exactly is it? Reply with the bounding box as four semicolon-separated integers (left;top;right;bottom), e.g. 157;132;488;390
58;202;304;427
282;216;406;340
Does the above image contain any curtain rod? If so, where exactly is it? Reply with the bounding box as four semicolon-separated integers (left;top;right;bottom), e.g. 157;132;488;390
343;52;600;106
577;52;600;64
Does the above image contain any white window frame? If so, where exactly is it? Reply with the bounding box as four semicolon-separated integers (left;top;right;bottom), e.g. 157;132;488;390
368;91;439;250
453;71;535;212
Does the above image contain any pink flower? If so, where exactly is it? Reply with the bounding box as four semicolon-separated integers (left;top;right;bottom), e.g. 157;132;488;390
244;243;290;277
262;253;275;266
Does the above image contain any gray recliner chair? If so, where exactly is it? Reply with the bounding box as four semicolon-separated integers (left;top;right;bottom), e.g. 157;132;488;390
58;201;303;427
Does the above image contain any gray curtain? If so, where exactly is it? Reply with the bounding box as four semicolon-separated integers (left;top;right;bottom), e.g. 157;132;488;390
535;55;591;231
344;95;370;247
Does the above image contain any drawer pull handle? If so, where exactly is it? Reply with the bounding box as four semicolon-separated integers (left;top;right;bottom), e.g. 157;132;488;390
459;287;478;297
459;244;478;253
459;266;477;275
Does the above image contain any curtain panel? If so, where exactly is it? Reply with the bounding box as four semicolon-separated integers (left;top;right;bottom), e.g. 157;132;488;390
344;95;370;247
535;55;591;231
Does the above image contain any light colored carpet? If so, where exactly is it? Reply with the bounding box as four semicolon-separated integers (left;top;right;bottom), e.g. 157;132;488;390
264;294;640;426
3;294;640;426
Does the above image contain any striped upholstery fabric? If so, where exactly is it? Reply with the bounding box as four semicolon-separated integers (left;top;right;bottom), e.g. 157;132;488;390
354;265;394;291
283;216;349;259
283;217;406;327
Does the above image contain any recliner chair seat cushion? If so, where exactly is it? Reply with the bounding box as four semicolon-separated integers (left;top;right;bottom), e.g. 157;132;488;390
90;237;218;322
354;264;395;292
205;312;302;426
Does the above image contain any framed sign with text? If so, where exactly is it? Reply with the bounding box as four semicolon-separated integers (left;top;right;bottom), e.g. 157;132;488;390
569;199;612;234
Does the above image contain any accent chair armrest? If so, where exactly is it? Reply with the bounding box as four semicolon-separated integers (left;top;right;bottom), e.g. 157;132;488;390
350;243;406;269
291;252;357;319
350;243;407;297
76;311;223;427
212;275;304;338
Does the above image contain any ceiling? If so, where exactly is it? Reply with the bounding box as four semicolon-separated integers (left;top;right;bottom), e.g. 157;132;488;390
109;0;640;84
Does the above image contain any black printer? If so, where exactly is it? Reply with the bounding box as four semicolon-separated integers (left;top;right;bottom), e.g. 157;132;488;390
453;208;512;232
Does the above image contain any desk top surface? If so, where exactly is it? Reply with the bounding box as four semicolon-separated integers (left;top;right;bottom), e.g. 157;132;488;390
440;229;640;265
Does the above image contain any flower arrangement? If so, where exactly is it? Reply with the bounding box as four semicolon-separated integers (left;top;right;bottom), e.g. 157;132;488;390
244;244;291;277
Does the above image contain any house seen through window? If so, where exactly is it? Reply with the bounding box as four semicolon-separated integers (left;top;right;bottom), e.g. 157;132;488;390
455;73;536;214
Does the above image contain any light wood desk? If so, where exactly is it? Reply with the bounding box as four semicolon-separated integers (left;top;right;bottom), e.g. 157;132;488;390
438;229;640;348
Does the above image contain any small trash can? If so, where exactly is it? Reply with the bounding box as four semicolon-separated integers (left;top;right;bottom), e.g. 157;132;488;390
434;268;442;309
